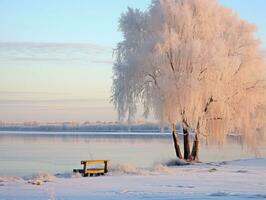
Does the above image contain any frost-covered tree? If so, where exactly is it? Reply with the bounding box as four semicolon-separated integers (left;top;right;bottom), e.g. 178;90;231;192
112;0;266;161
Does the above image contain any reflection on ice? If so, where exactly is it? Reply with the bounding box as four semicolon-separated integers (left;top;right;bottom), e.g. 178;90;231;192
0;132;265;176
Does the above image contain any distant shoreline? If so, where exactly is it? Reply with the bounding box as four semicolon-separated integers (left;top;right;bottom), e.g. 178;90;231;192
0;130;174;140
0;123;181;133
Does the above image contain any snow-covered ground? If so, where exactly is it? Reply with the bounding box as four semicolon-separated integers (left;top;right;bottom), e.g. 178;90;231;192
0;159;265;200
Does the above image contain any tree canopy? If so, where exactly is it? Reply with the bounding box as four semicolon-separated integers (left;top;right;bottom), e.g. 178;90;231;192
112;0;266;151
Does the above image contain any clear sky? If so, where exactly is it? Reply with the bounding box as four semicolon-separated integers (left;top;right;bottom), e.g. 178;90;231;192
0;0;265;122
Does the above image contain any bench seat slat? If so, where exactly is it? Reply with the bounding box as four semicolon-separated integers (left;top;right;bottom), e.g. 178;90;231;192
86;169;105;174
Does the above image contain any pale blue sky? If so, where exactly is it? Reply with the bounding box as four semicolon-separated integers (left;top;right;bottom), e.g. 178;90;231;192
0;0;265;122
0;0;150;45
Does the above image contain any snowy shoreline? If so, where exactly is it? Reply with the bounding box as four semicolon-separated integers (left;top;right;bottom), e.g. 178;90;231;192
1;158;265;200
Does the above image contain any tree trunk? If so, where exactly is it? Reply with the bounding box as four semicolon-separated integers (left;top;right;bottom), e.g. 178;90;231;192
183;127;191;160
191;133;199;161
172;124;183;159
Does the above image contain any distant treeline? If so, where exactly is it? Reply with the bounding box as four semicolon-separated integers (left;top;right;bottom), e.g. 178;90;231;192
0;123;182;133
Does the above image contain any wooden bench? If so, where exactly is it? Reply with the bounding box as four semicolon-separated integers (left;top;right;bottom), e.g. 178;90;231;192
73;160;110;177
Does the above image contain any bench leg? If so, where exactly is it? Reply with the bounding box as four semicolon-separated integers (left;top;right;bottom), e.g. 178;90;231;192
82;163;87;177
104;161;108;173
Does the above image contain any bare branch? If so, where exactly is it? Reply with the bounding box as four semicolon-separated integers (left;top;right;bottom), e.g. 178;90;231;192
233;63;243;76
204;96;214;113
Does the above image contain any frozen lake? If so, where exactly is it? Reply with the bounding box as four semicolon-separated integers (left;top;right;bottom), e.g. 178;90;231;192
0;131;265;177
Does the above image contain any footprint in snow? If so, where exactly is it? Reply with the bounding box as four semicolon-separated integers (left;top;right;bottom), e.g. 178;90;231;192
235;170;248;173
208;168;217;172
163;184;195;189
209;192;229;196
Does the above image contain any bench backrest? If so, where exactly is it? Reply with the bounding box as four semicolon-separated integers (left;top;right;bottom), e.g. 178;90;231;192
81;160;109;165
